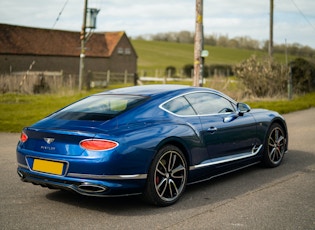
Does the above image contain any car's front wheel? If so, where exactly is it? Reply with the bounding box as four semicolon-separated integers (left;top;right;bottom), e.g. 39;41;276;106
144;145;187;206
262;123;286;167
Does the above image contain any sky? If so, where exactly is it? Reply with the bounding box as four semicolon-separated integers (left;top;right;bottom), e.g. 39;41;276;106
1;0;315;48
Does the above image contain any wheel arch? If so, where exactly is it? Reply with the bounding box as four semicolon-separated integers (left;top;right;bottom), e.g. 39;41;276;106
143;137;191;206
270;118;289;151
155;137;191;168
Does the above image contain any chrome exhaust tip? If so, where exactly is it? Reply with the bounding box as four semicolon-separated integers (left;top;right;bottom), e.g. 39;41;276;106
17;169;25;179
77;182;107;194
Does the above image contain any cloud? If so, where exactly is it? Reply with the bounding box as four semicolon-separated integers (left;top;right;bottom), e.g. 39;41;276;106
0;0;314;47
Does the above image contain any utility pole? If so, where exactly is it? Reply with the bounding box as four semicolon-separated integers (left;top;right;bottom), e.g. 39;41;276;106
269;0;274;58
193;0;203;87
285;39;293;100
79;0;88;91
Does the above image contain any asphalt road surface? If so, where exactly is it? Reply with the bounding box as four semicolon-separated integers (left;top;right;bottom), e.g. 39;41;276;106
1;108;314;230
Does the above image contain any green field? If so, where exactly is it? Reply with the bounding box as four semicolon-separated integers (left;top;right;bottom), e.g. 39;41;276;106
131;40;296;74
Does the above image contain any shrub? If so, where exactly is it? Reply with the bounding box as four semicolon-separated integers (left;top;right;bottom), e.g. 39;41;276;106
165;66;176;77
33;75;50;94
207;64;234;77
183;64;194;78
290;58;315;94
234;55;287;97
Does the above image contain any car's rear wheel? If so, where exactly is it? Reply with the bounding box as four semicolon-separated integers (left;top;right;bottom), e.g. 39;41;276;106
144;145;187;206
262;123;286;167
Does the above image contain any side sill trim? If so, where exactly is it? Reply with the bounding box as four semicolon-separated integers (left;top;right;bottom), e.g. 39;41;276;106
190;144;262;170
67;173;147;180
188;161;260;185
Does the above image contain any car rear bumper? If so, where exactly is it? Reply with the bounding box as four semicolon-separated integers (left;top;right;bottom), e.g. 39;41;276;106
17;166;147;197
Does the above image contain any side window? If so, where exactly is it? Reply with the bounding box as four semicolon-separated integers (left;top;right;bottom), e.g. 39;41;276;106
185;92;235;115
162;96;196;116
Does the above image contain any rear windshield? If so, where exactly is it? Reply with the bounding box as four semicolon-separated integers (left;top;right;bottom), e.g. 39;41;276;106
52;94;148;121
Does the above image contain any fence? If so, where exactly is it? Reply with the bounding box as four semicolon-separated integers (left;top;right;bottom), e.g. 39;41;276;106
0;71;77;94
87;70;137;89
0;70;138;94
138;66;233;79
89;71;193;87
1;69;238;95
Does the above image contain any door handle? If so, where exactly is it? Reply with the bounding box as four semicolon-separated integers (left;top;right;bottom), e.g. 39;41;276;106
207;127;217;133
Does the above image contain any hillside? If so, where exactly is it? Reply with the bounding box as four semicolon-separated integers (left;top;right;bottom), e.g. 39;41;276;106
131;39;295;76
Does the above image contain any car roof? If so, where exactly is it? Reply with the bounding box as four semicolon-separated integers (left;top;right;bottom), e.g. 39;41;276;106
100;85;191;96
97;85;236;104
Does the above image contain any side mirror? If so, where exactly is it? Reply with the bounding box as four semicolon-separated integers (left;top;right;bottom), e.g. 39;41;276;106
237;103;251;115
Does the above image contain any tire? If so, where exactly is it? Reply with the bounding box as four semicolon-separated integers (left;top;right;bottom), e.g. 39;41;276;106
144;145;187;206
262;123;286;168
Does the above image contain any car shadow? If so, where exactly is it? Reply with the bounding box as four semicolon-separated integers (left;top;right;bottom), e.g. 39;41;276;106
45;149;315;215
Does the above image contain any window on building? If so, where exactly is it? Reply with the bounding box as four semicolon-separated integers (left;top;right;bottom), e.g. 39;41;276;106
117;47;124;54
125;48;131;55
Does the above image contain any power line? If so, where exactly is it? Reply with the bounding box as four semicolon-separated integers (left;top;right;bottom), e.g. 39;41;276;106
291;0;315;32
52;0;69;29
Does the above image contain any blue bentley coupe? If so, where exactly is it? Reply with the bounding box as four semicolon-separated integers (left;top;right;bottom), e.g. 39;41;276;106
16;85;288;206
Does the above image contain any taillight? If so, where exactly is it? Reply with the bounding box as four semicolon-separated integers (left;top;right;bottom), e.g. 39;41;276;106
20;132;28;143
80;139;119;151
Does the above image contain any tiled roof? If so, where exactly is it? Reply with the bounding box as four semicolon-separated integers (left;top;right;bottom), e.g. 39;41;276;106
0;23;124;57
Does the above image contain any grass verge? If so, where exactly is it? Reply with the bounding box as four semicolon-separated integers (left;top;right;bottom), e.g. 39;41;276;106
1;87;314;133
246;92;315;114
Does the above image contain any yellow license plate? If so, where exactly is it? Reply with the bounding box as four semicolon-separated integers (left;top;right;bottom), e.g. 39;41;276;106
33;159;63;175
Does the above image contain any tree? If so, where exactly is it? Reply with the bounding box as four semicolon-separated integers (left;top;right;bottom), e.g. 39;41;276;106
177;31;194;43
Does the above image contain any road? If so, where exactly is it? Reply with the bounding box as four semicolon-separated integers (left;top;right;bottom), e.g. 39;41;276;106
1;108;314;229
